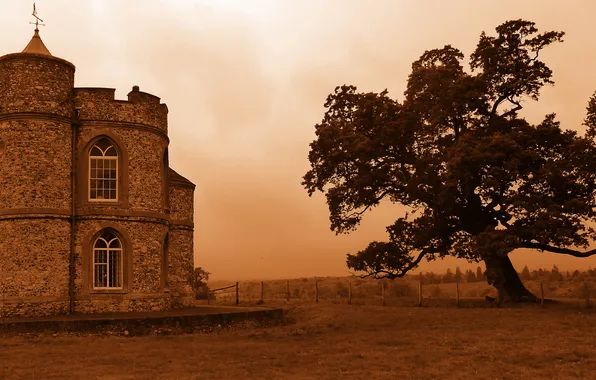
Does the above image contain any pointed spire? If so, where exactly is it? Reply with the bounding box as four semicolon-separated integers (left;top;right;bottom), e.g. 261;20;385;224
22;28;52;56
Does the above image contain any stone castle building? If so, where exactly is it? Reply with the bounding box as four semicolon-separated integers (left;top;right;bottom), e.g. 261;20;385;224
0;29;196;317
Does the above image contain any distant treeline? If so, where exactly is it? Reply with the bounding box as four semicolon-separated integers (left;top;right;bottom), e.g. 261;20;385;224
410;266;596;285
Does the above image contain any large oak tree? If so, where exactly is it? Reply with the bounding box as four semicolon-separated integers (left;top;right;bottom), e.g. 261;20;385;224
302;20;596;303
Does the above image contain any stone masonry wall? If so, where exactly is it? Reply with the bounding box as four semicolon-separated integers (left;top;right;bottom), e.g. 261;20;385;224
169;186;194;223
77;125;167;213
0;52;75;318
74;295;170;314
0;54;75;118
168;228;194;304
0;120;72;210
168;185;195;305
72;218;170;313
0;219;70;318
74;87;168;134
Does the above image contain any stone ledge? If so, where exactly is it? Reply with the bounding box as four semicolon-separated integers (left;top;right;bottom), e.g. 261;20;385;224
0;52;75;69
0;209;71;220
0;112;72;123
78;120;169;141
0;306;285;336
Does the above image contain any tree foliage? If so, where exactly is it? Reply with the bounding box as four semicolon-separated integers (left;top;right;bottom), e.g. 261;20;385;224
192;267;211;291
521;265;531;281
303;19;596;281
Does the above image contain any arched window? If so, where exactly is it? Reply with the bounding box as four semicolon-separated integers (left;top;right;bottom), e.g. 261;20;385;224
89;138;118;201
93;231;123;289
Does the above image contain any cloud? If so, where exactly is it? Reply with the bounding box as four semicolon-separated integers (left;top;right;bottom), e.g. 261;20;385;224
3;0;596;279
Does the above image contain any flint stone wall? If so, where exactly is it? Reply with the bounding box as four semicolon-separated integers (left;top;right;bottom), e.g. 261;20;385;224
76;125;167;213
169;186;194;223
74;87;168;134
0;54;75;117
0;120;72;210
0;219;70;318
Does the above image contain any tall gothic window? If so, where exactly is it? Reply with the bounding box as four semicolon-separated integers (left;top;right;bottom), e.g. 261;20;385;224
93;231;123;289
89;139;118;201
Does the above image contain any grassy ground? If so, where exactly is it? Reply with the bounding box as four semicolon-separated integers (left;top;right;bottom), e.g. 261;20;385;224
1;302;596;380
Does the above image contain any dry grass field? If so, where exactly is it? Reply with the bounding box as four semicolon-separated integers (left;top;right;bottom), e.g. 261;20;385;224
1;302;595;380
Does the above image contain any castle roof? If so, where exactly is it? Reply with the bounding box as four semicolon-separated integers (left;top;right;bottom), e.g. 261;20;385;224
22;29;52;56
169;168;196;189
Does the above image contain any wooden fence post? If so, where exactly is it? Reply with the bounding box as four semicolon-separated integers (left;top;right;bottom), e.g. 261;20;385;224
260;281;264;303
287;280;290;301
540;281;544;307
382;281;386;307
315;278;319;303
236;282;239;305
418;274;423;307
348;281;352;305
456;281;459;307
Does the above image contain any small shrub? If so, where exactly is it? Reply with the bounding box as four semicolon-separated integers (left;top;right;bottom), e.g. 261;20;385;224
194;288;216;301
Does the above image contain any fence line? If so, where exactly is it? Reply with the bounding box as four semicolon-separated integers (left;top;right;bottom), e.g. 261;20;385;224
418;276;422;307
208;283;239;305
348;281;352;305
203;277;594;309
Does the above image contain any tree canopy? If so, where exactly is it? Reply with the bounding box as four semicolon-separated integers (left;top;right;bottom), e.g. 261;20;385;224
302;19;596;301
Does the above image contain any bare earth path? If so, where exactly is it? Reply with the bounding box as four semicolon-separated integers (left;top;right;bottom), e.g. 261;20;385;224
1;303;595;379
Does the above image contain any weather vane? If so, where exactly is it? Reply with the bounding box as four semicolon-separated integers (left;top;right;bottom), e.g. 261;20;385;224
29;3;45;30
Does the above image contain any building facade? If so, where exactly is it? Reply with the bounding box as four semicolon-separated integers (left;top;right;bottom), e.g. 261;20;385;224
0;29;196;318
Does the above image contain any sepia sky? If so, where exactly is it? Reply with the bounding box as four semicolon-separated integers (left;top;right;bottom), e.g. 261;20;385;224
2;0;596;280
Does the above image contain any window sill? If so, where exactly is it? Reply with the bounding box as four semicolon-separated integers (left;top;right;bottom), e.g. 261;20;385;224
91;290;128;295
82;201;128;209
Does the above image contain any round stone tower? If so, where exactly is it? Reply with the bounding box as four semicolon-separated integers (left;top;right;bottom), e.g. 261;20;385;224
0;29;76;317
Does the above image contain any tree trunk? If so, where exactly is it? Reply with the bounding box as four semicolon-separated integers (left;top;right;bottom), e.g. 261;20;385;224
483;254;538;304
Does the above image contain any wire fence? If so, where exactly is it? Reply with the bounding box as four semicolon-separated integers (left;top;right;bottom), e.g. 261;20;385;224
205;277;595;309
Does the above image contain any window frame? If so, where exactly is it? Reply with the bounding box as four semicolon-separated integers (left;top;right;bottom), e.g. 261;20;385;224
88;140;119;202
77;131;130;209
83;225;133;295
92;232;124;290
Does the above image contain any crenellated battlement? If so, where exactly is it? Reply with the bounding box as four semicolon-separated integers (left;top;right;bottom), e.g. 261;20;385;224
74;85;168;133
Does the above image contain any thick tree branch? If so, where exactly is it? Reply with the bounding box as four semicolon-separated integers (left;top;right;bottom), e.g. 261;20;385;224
344;190;391;219
501;97;523;118
490;94;509;118
521;242;596;258
353;246;438;279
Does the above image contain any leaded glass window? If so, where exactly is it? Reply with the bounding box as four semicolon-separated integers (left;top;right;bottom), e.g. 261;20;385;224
89;139;118;201
93;231;123;289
